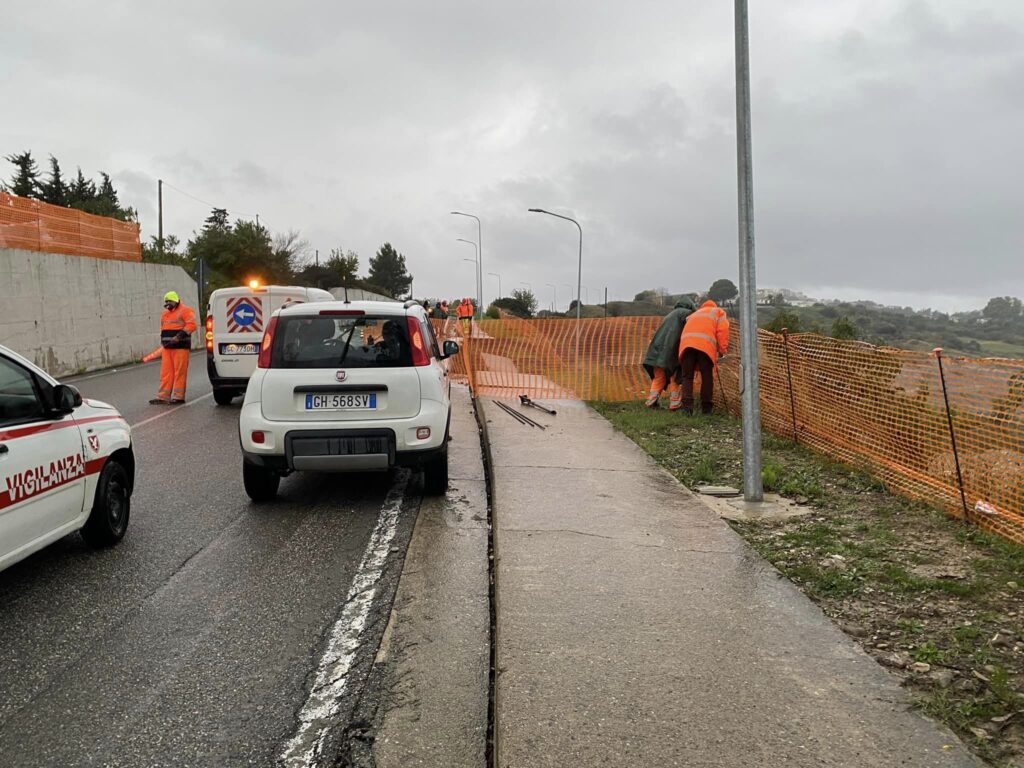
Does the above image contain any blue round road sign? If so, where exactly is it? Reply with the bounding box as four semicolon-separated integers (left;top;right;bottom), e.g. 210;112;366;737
232;302;257;327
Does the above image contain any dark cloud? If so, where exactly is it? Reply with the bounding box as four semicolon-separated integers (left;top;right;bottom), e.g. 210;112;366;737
1;0;1021;309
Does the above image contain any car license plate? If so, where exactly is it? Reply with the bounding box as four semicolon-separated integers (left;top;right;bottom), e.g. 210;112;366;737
220;343;259;355
305;393;377;410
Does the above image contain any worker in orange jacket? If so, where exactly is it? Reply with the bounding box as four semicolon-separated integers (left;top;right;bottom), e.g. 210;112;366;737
676;298;730;415
457;297;474;332
149;291;197;405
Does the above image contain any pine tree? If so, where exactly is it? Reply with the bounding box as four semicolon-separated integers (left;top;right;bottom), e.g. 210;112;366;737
68;167;96;209
366;242;412;298
40;156;70;206
4;151;42;197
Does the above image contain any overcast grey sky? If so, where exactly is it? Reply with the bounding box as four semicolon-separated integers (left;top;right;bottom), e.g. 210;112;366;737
3;0;1021;311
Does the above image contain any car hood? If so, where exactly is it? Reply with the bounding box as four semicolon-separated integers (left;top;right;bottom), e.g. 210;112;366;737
82;398;117;411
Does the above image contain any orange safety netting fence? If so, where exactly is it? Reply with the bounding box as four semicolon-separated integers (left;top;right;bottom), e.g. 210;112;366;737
437;316;1024;544
0;192;141;261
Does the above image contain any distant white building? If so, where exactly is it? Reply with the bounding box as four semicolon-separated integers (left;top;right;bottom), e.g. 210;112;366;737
756;288;817;307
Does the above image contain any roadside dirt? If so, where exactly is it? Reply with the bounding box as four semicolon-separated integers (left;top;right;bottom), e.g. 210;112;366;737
594;402;1024;767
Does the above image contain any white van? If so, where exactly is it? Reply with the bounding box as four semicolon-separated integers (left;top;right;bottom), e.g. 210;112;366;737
206;284;334;405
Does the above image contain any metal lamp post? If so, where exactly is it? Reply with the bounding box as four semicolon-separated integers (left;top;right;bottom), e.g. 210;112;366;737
735;0;764;501
546;283;557;314
528;208;583;362
488;272;502;300
456;238;480;313
451;212;483;318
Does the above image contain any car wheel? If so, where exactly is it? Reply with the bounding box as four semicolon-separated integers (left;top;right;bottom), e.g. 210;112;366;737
213;389;235;406
243;461;280;502
423;443;449;496
81;459;131;548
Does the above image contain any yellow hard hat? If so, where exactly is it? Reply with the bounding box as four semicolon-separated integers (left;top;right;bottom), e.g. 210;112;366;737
163;291;180;303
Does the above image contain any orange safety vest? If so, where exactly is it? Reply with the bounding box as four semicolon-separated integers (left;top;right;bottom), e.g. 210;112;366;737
678;300;730;364
161;304;198;349
457;301;474;319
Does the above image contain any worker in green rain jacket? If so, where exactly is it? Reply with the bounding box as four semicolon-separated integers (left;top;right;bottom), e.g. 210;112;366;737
641;296;697;410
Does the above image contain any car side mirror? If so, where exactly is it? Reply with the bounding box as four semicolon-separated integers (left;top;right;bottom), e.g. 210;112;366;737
53;384;83;414
442;340;460;359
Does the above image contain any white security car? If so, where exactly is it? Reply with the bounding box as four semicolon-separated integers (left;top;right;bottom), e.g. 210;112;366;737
0;345;134;572
238;300;460;501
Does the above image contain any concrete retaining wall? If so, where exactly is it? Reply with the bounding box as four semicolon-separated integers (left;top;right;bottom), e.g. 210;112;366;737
0;248;199;377
327;286;399;303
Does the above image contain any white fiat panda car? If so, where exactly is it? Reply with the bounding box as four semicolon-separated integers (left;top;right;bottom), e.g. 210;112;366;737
238;300;460;501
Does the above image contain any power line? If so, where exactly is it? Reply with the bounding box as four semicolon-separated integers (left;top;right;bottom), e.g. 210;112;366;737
160;180;258;221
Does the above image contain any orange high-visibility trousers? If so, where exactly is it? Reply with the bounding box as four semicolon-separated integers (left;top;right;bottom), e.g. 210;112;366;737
645;367;681;407
157;348;191;402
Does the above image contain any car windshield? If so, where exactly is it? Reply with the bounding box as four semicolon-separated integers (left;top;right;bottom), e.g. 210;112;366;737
272;315;412;368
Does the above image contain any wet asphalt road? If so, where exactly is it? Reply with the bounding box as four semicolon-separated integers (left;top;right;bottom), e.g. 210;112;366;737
0;354;421;767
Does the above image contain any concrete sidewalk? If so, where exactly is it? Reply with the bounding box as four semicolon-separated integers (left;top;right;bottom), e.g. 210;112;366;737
484;398;981;768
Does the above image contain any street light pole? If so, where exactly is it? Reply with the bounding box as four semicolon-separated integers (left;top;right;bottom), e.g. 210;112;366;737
451;212;483;318
528;209;583;362
456;238;480;313
488;272;501;300
735;0;764;502
546;283;556;315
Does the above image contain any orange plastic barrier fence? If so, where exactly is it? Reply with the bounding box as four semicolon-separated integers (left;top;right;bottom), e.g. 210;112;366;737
437;317;1024;544
0;192;141;261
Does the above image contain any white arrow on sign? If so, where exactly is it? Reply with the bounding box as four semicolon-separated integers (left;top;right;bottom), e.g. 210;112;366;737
236;308;255;319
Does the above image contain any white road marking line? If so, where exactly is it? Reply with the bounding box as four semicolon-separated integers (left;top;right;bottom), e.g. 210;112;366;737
130;392;214;429
280;474;410;768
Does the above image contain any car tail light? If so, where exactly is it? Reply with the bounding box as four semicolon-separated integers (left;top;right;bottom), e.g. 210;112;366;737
251;431;266;444
258;316;278;368
407;318;430;367
416;427;431;440
205;315;214;351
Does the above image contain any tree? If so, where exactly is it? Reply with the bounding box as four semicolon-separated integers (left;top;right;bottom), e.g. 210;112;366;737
633;289;659;304
296;247;361;289
708;278;738;304
493;289;537;318
982;297;1023;323
141;234;190;269
272;230;309;275
366;242;412;298
763;309;801;334
67;167;96;210
325;248;359;285
4;151;41;197
40;156;69;206
831;316;859;340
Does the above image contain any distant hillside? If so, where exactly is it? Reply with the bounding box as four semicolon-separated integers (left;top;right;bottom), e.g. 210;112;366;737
757;300;1024;359
569;289;1024;360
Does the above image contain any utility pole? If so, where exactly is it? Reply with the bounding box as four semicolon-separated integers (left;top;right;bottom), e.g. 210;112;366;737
315;249;319;267
604;287;608;317
255;214;260;228
735;0;764;501
157;179;163;254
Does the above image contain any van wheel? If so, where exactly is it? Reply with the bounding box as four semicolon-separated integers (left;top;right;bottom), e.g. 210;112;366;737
423;443;449;496
244;461;280;502
81;460;131;547
213;389;235;406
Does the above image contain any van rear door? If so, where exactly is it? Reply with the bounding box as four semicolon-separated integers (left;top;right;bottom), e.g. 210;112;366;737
212;290;267;380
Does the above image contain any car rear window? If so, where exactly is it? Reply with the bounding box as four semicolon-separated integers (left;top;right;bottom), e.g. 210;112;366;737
271;315;413;368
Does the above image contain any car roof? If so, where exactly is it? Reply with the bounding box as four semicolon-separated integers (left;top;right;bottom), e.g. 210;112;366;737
277;300;422;318
210;285;319;296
